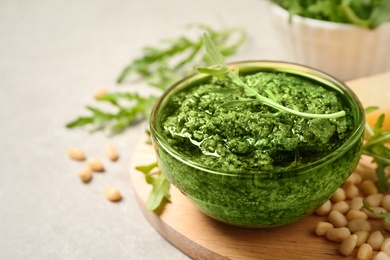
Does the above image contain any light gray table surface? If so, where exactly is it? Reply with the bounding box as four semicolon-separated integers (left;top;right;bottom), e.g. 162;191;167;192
0;0;286;259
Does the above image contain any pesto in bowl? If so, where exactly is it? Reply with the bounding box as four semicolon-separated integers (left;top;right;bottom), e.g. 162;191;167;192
150;61;365;228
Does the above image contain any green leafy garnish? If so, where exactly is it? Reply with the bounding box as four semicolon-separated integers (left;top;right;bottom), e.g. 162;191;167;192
135;162;171;211
272;0;390;29
362;106;390;191
66;24;246;134
66;92;157;134
198;33;346;119
117;24;246;89
363;200;390;221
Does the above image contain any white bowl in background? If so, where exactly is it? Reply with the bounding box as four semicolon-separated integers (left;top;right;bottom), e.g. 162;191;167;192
269;3;390;81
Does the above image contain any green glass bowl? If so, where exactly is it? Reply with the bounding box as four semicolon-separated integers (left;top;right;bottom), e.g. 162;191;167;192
149;61;365;228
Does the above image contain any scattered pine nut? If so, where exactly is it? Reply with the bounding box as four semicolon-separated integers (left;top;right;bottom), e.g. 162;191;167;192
78;166;92;183
361;179;378;196
67;147;86;161
381;238;390;256
328;210;348;228
343;182;359;200
367;230;384;251
105;144;119;161
93;87;108;99
382;195;390;211
316;200;332;216
326;227;351;243
347;219;371;233
331;188;346;202
375;252;390;260
384;220;390;232
104;186;122;202
346;209;368;221
350;197;364;210
355;231;369;247
87;157;104;172
366;193;384;207
339;234;357;256
346;173;362;185
331;201;350;214
357;243;372;260
315;221;334;236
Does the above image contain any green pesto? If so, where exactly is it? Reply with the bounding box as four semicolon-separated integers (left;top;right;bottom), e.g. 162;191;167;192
162;71;352;171
155;71;363;227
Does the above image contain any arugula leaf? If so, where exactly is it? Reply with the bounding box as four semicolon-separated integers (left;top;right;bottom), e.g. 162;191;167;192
66;25;246;134
198;33;346;119
117;24;246;89
363;200;390;222
363;109;390;191
135;162;171;211
66;92;157;134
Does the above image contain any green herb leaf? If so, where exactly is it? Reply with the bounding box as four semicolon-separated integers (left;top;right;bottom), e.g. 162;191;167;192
66;25;246;135
363;110;390;191
66;92;157;134
198;33;346;119
363;200;390;221
135;162;171;211
117;24;246;89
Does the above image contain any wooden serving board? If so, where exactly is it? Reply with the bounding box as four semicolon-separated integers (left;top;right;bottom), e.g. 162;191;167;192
130;72;390;260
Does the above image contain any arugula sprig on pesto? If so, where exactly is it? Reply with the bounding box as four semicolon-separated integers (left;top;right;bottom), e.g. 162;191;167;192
197;33;346;119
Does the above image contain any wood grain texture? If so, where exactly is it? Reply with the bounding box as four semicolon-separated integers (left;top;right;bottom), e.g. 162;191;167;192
130;72;390;260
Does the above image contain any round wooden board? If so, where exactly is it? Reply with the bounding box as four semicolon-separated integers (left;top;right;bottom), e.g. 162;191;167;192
129;72;390;260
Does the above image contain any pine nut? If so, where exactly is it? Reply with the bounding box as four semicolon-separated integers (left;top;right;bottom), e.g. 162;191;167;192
78;166;92;183
350;197;364;210
315;221;334;236
87;157;104;172
382;195;390;211
347;219;371;233
105;144;119;161
328;210;348;227
346;209;368;221
375;252;390;260
344;182;359;199
361;179;378;196
93;87;108;99
384;220;390;232
346;172;362;185
67;147;86;161
316;200;332;216
104;186;122;202
355;231;370;247
357;243;372;260
366;193;384;207
331;201;350;214
339;234;357;256
381;238;390;256
331;187;346;202
367;230;384;251
326;227;351;243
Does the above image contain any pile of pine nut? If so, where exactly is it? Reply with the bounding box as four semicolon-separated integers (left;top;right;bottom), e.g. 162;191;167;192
315;156;390;259
67;144;122;202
